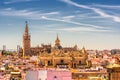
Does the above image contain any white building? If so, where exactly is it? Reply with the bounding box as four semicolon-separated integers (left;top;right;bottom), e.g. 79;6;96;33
26;69;72;80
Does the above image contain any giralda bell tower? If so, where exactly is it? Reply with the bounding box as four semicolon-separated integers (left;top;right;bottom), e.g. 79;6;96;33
22;21;31;56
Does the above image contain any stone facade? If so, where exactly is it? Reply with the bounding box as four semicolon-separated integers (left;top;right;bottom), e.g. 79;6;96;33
21;22;89;68
107;67;120;80
39;47;88;68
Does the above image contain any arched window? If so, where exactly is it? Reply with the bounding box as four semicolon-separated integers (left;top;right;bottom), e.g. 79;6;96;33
79;61;81;65
48;61;51;65
60;60;64;64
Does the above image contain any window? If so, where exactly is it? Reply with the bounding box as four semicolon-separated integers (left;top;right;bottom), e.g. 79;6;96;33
48;61;51;65
54;76;57;80
60;60;64;64
54;76;57;78
79;61;81;65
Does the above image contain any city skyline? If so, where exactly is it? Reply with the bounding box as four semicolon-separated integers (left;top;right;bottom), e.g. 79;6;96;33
0;0;120;50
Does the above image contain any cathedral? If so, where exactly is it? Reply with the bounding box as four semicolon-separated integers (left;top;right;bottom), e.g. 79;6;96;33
21;22;90;68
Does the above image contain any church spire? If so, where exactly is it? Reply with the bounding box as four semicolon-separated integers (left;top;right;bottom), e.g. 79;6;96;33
56;34;60;41
24;21;29;35
55;34;60;46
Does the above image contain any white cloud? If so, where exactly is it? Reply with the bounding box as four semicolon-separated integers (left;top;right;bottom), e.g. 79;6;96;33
93;8;120;22
58;27;111;32
92;4;120;9
4;8;13;10
0;9;35;16
60;0;120;23
63;15;75;20
0;8;59;17
42;12;59;15
0;8;104;29
4;0;33;4
41;16;104;29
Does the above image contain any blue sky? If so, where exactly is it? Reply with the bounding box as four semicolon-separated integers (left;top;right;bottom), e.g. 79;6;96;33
0;0;120;50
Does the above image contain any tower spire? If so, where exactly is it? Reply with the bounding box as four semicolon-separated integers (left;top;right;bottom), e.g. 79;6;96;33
56;33;59;41
23;21;31;56
24;21;29;35
55;33;60;46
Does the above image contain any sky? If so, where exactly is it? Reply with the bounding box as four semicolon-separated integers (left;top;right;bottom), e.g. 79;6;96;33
0;0;120;50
